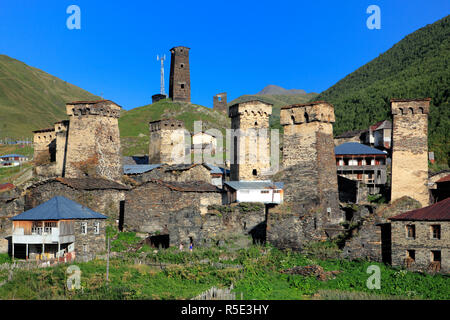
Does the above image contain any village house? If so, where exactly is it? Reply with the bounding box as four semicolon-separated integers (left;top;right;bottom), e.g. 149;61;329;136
224;181;283;204
389;197;450;273
192;131;217;154
365;120;392;151
10;196;107;262
0;154;29;167
335;142;388;195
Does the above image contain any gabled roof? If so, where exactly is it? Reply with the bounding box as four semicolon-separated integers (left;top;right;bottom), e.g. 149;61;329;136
11;196;107;221
335;142;386;156
224;181;284;191
140;179;222;193
370;120;392;131
389;198;450;221
29;178;129;191
335;129;366;139
436;175;450;183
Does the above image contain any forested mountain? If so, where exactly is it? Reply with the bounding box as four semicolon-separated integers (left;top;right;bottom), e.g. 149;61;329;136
315;15;449;165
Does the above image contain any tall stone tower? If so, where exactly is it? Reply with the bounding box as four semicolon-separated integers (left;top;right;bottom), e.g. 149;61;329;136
228;100;272;181
169;46;190;103
391;98;430;207
54;120;69;177
266;101;343;250
64;100;122;181
32;128;56;165
149;119;188;165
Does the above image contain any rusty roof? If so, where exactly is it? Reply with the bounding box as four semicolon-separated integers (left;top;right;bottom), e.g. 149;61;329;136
29;178;129;191
389;198;450;221
141;179;222;193
0;183;15;192
436;175;450;183
281;101;333;110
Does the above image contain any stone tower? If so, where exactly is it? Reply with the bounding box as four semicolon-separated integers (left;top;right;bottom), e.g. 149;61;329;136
391;98;430;207
228;100;273;181
149;119;188;165
266;101;343;250
32;128;56;165
64;100;122;181
213;92;227;114
54;120;69;177
169;46;190;103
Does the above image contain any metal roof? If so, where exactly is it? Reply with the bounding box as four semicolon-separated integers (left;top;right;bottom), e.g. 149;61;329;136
224;181;284;190
335;142;386;156
0;154;27;158
436;175;450;183
11;196;107;221
389;198;450;221
123;164;163;174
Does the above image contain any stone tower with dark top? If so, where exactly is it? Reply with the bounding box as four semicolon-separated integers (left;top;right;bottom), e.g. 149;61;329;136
391;98;430;207
267;101;344;250
149;119;187;165
228;100;273;181
63;100;123;181
169;46;190;103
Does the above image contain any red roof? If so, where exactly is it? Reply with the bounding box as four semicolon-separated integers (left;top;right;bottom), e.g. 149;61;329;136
0;183;15;192
436;175;450;183
389;198;450;221
370;121;384;131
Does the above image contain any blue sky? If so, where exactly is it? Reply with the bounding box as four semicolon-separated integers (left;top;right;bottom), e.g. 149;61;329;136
0;0;449;110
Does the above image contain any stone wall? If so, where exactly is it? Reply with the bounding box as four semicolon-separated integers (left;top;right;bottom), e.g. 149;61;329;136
24;180;126;221
213;92;227;114
74;218;106;261
391;99;430;207
228;100;273;181
33;128;56;166
391;220;449;273
0;189;24;238
169;46;190;102
64;101;122;181
131;164;212;184
125;180;226;246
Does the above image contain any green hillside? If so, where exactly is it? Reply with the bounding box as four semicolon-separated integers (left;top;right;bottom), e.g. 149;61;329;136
315;15;450;166
119;99;230;156
0;55;100;139
228;93;318;130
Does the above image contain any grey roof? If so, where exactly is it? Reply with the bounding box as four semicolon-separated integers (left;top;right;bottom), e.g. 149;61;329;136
122;156;149;165
11;196;107;221
123;164;163;174
224;181;284;190
204;163;230;175
335;142;386;155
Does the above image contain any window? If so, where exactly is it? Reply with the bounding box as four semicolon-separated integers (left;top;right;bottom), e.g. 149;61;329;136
431;225;441;240
94;222;100;235
81;222;87;234
181;84;185;89
431;250;441;262
180;63;184;68
406;225;415;239
407;250;415;261
252;169;257;176
261;190;269;194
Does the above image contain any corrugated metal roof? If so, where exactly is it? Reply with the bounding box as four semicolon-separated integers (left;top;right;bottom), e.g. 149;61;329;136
389;198;450;221
123;164;162;174
224;181;284;190
0;154;27;158
335;142;386;155
11;196;107;221
204;163;229;175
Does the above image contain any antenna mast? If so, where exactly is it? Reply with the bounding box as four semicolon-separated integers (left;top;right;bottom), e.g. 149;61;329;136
157;54;166;95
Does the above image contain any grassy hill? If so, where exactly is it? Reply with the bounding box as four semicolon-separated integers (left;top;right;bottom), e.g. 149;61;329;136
119;99;230;156
315;15;450;166
0;55;100;139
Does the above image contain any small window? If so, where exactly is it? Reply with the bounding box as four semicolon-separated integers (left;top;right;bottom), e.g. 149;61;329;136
407;250;415;261
181;84;185;89
81;222;87;235
431;225;441;239
406;225;416;239
431;250;441;262
261;190;269;194
252;169;257;176
94;222;100;235
180;63;184;68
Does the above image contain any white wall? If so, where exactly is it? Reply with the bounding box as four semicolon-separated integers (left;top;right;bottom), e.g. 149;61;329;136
236;189;282;204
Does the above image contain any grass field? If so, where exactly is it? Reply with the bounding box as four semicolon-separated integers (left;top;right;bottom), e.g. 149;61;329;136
0;240;448;300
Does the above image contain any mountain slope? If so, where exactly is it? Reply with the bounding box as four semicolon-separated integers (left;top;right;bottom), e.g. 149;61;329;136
257;85;307;95
315;15;450;165
0;55;100;139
